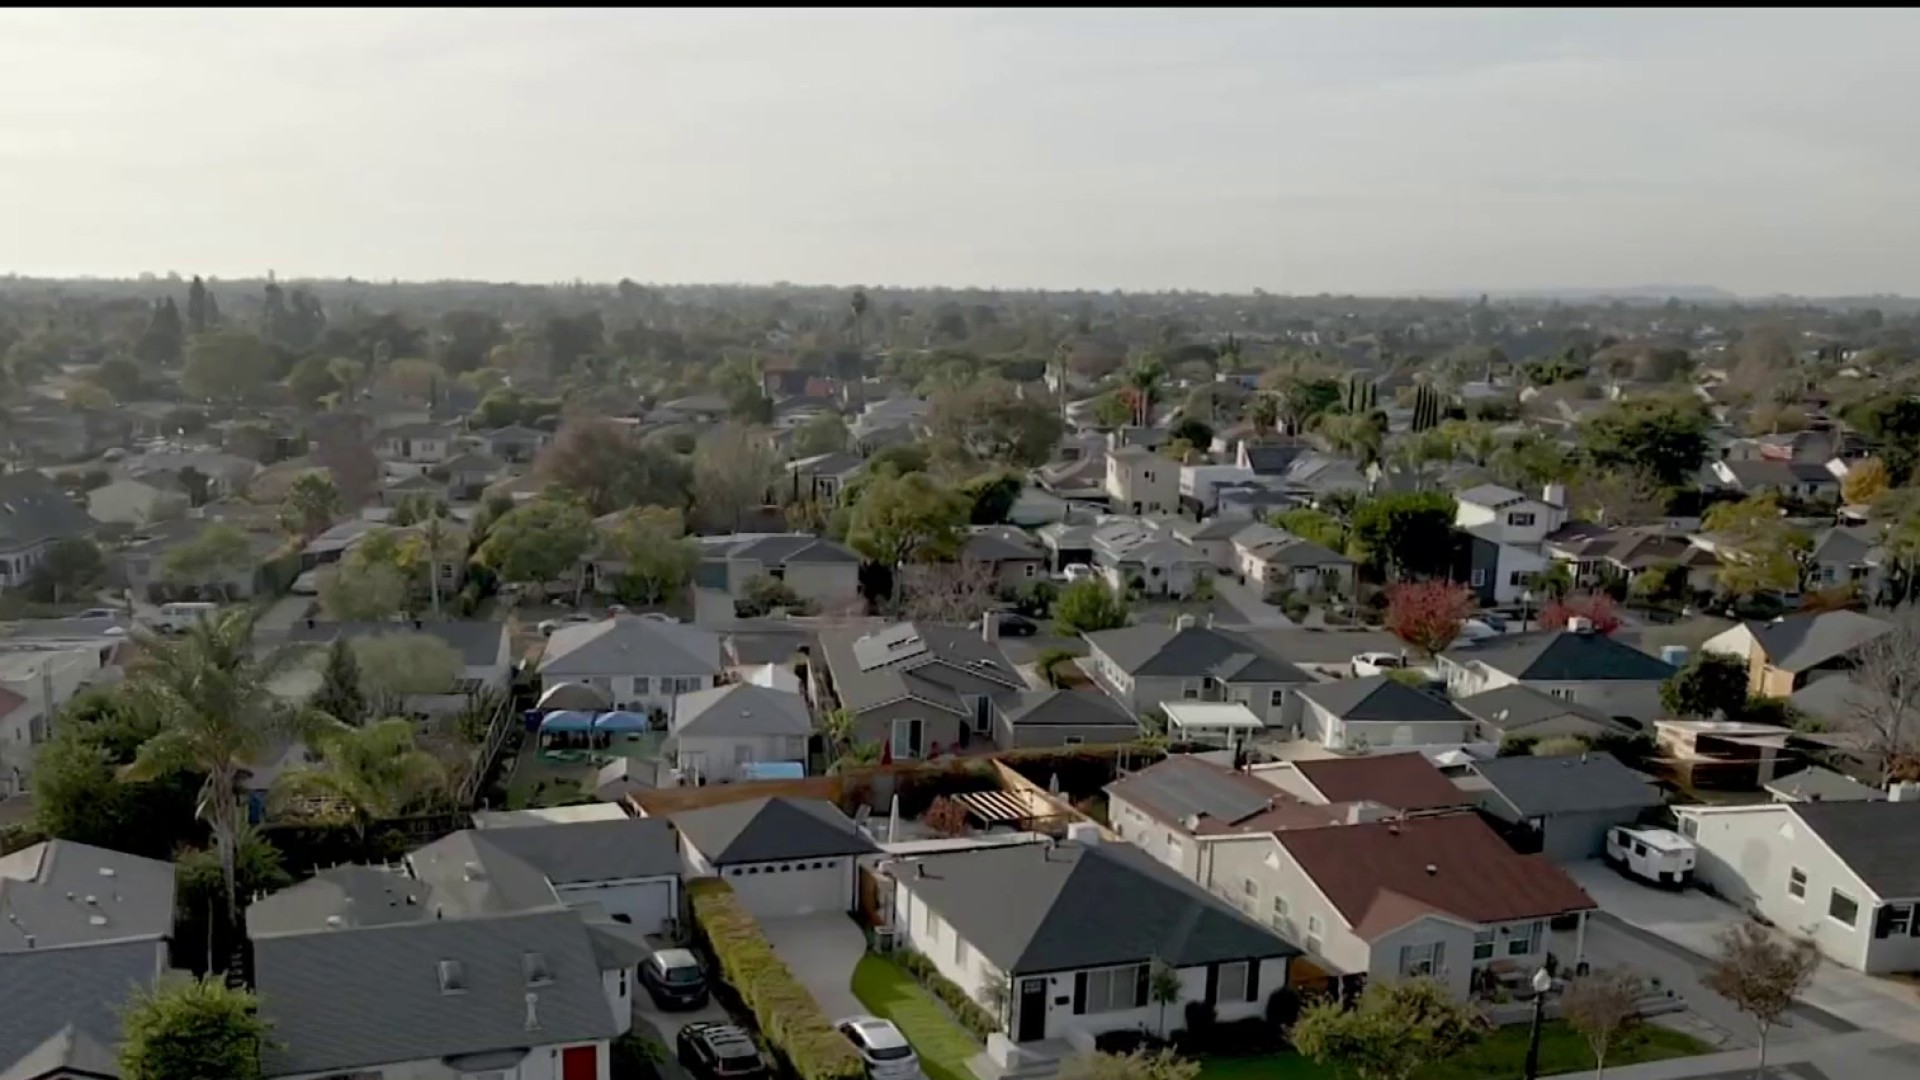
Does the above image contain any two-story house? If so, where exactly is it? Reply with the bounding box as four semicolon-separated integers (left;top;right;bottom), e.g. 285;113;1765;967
1452;483;1568;605
1701;610;1892;699
813;622;1025;759
1105;445;1176;515
1082;621;1313;730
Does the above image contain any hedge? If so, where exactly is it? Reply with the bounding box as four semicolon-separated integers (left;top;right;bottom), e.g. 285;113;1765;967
894;949;1000;1039
688;879;866;1080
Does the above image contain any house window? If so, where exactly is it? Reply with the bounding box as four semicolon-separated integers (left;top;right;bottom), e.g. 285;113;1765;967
1547;688;1575;701
1082;964;1148;1013
1024;563;1037;578
633;676;650;695
1182;682;1200;699
1473;929;1496;961
1269;689;1286;708
1398;941;1444;978
1242;878;1259;900
1679;817;1698;838
1272;896;1289;925
925;908;941;943
1217;961;1252;1003
956;938;970;967
1508;512;1537;528
1305;915;1323;953
1509;571;1533;586
1788;868;1807;900
1830;890;1860;928
1885;904;1915;937
1063;736;1084;747
1508;922;1542;956
1470;568;1487;587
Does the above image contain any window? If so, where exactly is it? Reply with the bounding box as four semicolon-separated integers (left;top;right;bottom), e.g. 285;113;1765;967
1830;889;1860;927
956;938;970;966
1217;961;1252;1003
1305;915;1324;953
1470;568;1487;587
1270;689;1286;708
1272;896;1289;925
1788;868;1807;900
1508;921;1542;956
1081;964;1147;1014
633;676;650;695
1509;570;1533;586
1473;929;1496;961
1548;688;1575;701
925;908;941;943
1064;736;1085;747
1886;904;1915;937
1242;878;1259;900
1182;682;1200;699
1398;941;1444;977
1679;817;1699;838
1507;512;1537;528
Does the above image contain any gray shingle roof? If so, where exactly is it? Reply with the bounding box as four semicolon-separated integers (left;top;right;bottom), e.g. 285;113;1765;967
459;818;682;885
674;682;812;738
1765;767;1885;804
1452;685;1630;736
0;940;163;1078
1084;625;1312;682
1446;630;1677;682
900;840;1298;976
540;615;722;678
997;689;1139;730
254;909;624;1076
0;841;176;951
0;472;93;548
727;534;861;565
0;1022;120;1080
817;622;1022;716
1296;676;1469;723
1470;753;1664;818
672;797;878;864
247;866;440;936
283;618;508;669
962;527;1045;562
1790;802;1920;899
1747;611;1892;673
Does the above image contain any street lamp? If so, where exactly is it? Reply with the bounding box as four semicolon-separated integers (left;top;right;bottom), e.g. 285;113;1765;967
1522;966;1553;1080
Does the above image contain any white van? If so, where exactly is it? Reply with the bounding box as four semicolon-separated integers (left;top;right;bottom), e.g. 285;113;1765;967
155;602;219;634
1605;826;1697;887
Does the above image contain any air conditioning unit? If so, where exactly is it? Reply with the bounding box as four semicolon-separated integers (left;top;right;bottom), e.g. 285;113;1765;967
872;927;898;954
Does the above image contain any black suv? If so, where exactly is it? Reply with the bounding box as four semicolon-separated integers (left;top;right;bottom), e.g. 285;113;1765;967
640;947;710;1010
676;1022;769;1080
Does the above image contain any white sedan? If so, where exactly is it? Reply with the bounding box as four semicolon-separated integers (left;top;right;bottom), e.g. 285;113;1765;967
1350;651;1406;678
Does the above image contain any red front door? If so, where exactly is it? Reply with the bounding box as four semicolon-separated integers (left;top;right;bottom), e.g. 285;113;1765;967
561;1044;599;1080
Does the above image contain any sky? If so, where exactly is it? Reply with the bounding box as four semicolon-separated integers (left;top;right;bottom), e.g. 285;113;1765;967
2;8;1917;296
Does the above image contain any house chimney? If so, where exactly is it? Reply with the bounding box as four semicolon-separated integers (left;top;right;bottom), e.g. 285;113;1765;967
1543;483;1567;508
982;613;999;643
1175;614;1197;631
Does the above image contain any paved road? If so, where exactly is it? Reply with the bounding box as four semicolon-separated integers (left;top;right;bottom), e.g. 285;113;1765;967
760;913;867;1022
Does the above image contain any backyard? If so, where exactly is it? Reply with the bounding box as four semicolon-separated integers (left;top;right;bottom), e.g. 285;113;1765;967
1196;1019;1712;1080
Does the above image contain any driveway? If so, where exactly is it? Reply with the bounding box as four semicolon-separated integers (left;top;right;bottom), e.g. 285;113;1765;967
760;913;867;1022
1210;576;1296;628
252;593;315;646
1567;860;1920;1042
630;992;735;1080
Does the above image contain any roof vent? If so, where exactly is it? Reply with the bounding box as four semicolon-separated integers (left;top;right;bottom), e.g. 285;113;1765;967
525;991;540;1032
325;915;344;929
463;861;486;881
83;895;98;906
88;914;108;927
98;867;116;878
438;959;468;993
1424;864;1438;876
523;951;553;987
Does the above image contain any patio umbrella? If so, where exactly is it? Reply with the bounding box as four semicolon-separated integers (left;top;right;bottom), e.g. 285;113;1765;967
538;710;595;733
592;711;651;733
536;682;613;712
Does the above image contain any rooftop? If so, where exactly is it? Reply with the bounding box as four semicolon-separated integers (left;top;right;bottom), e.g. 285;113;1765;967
1290;753;1476;813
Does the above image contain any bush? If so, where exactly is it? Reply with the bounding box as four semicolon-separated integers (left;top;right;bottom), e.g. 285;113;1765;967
1095;1030;1170;1056
1264;987;1302;1029
1182;1000;1217;1039
689;880;866;1080
895;949;1000;1039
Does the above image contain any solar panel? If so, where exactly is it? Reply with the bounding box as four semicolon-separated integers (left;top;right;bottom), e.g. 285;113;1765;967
1148;761;1271;824
853;625;928;672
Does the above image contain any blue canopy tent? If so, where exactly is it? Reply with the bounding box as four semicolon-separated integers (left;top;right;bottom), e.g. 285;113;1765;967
539;710;595;733
592;711;651;733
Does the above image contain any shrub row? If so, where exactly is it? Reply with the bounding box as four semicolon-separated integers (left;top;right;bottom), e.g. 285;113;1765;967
688;879;866;1080
894;949;1001;1040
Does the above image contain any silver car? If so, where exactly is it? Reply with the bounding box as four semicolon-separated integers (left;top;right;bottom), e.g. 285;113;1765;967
835;1016;921;1080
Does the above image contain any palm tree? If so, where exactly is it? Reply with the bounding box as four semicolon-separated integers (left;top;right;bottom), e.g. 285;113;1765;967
1250;393;1280;433
120;609;322;932
273;718;446;851
1124;354;1167;428
849;288;870;353
1315;412;1384;469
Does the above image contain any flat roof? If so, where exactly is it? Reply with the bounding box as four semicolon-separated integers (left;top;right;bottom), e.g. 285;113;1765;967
470;805;630;829
1160;701;1266;730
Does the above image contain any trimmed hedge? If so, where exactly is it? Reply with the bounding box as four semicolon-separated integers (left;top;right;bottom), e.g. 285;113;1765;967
688;879;866;1080
894;949;1000;1039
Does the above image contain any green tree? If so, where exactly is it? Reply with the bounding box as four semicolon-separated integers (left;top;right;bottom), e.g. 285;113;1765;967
278;471;343;539
1291;978;1483;1080
1660;652;1752;719
1093;391;1134;430
1147;958;1183;1038
121;610;316;932
135;297;186;367
847;471;970;573
273;718;446;847
793;411;852;457
24;537;105;603
285;354;341;407
927;379;1065;468
157;523;256;598
1271;508;1348;552
185;275;214;334
119;976;270;1080
599;506;698;605
962;471;1024;525
1579;396;1711;490
319;560;407;621
183;330;278;405
97;354;149;399
1316;410;1387;468
692;424;780;533
476;498;596;588
1123;352;1167;427
1350;491;1458;578
312;638;368;726
1053;579;1130;634
352;633;462;713
534;418;689;515
1704;494;1810;597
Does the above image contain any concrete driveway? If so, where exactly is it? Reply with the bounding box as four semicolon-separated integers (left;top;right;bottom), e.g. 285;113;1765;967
1567;860;1920;1042
760;913;867;1022
630;991;736;1080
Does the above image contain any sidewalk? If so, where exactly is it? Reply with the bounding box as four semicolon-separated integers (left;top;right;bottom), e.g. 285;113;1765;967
1554;1028;1918;1080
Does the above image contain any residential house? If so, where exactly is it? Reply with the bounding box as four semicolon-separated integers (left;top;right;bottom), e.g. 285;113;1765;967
652;394;731;424
851;395;930;450
1036;455;1109;503
0;842;176;1080
1764;767;1885;804
672;796;880;919
85;474;187;526
1090;522;1213;599
1804;527;1885;600
1439;626;1678;724
1544;524;1720;594
538;616;722;719
0;471;95;590
0;642;117;796
1452;483;1566;604
668;682;812;784
1452;685;1640;746
1037;521;1097;571
1081;622;1313;729
1236;439;1313;478
1105;445;1176;515
1107;755;1367;877
120;448;260;499
478;424;552;464
1197;813;1595;1001
961;527;1049;591
687;533;861;605
1272;453;1373;499
1213;481;1303;522
1293;676;1476;752
991;689;1140;750
1701;610;1892;698
1230;524;1356;600
1179;463;1255;515
785;451;867;505
1251;753;1478;818
1710;458;1843;504
886;837;1299;1046
118;518;279;600
1463;753;1664;860
285;618;514;712
1164;516;1259;574
1675;800;1920;973
813;622;1024;758
441;449;507;499
376;421;459;465
407;819;684;935
1654;719;1795;790
252;907;633;1080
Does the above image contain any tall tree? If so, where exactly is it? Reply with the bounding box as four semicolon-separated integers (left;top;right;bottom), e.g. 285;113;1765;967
272;718;446;850
157;523;256;599
183;330;278;405
1579;396;1711;490
1838;612;1920;782
312;637;368;726
927;380;1065;468
185;275;212;334
476;498;596;589
135;297;186;366
692;424;780;533
846;471;969;576
1053;579;1130;634
1122;352;1167;427
598;506;698;605
1659;652;1752;720
1701;919;1820;1079
279;471;344;539
849;287;870;352
1704;494;1811;597
119;977;269;1080
793;412;851;457
534;418;689;515
1350;491;1457;578
121;610;316;935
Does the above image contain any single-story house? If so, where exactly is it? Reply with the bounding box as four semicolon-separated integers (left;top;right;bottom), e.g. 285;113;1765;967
1451;685;1641;746
673;796;880;919
538;615;723;719
1764;767;1885;804
961;527;1050;591
1463;752;1665;861
1701;610;1892;699
1107;755;1361;878
1081;622;1313;730
668;682;813;785
1439;627;1678;725
813;622;1025;760
1251;752;1478;817
991;689;1140;750
1293;676;1476;752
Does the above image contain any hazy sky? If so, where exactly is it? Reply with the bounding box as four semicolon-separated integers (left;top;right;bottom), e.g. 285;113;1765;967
3;8;1917;295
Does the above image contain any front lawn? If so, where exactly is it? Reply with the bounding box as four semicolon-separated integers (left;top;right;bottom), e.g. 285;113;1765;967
850;955;982;1080
1197;1020;1712;1080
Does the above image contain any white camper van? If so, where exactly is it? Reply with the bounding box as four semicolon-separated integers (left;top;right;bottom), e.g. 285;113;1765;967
1605;826;1697;887
155;601;219;634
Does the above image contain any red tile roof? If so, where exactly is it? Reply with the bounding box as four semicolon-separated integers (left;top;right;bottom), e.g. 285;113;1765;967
1292;753;1476;813
1277;814;1596;940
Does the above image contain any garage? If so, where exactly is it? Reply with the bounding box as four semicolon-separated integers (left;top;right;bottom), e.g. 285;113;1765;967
557;876;680;936
720;858;853;919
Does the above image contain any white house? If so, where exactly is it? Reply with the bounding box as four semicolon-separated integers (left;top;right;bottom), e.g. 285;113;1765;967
1438;625;1678;725
0;645;113;796
1229;524;1356;599
539;616;723;719
885;836;1297;1050
1293;675;1477;752
671;797;880;919
405;819;685;936
1105;446;1177;515
1675;799;1920;973
1454;483;1569;547
669;682;812;784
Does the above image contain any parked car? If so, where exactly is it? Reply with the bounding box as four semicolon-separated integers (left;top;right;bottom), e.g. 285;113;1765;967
1349;651;1405;678
991;612;1038;638
834;1016;921;1080
676;1022;769;1080
1061;563;1097;584
1459;618;1501;643
73;607;120;619
537;613;596;637
154;601;219;634
640;947;710;1010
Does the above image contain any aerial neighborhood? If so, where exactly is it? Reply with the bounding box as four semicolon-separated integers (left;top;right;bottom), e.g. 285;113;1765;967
4;273;1920;1080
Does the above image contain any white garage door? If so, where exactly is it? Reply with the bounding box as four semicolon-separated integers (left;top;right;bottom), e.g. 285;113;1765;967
722;858;850;918
559;878;678;935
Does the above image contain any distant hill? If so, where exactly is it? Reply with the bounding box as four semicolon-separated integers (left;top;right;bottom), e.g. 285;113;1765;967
1417;285;1742;304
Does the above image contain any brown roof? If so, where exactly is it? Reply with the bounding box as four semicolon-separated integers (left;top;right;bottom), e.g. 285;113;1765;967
1292;753;1476;813
1107;757;1349;836
1277;814;1596;940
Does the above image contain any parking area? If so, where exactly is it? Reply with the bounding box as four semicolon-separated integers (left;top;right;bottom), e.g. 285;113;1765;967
631;990;736;1080
759;913;867;1023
